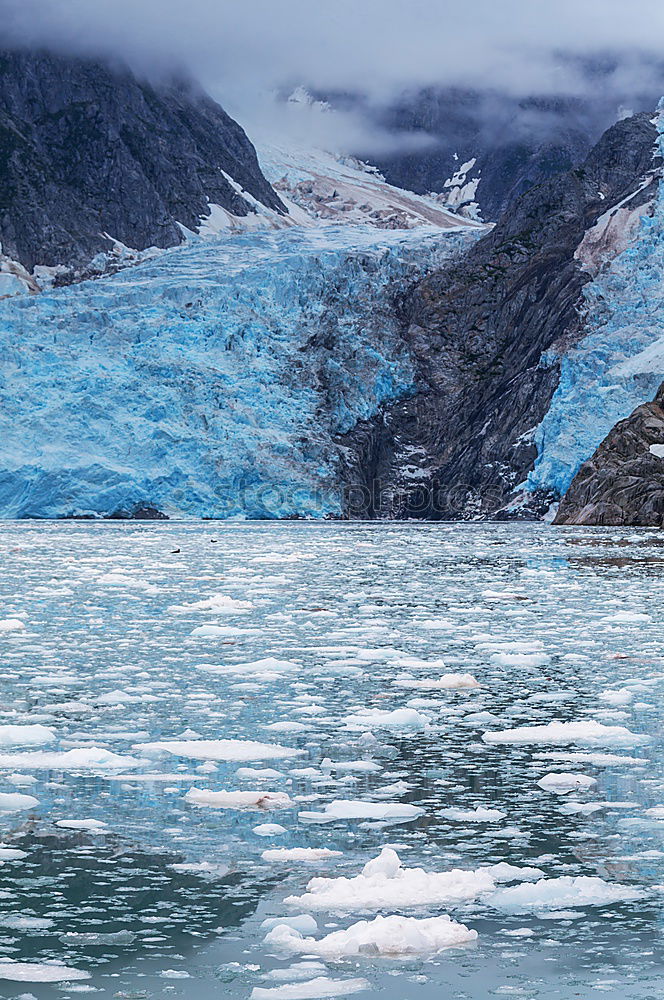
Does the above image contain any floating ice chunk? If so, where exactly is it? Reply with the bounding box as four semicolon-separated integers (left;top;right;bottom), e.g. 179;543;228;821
96;573;158;594
601;611;651;624
503;927;535;937
0;748;140;770
361;848;402;879
265;722;309;733
160;970;191;979
104;772;198;783
537;773;598;794
298;801;423;824
0;725;55;747
96;689;142;706
236;767;284;780
133;739;304;761
645;806;664;819
481;590;528;602
55;819;107;832
254;823;288;837
265;912;477;958
483;863;544;882
0;619;26;633
395;673;479;690
7;774;37;786
600;688;634;705
0;847;28;861
168;594;254;615
169;861;230;877
285;848;495;912
0;792;39;812
185;788;293;810
0;916;51;930
250;977;369;999
262;848;343;862
490;653;550;668
320;759;382;773
261;916;319;937
190;624;257;638
343;708;429;732
490;875;642;911
534;751;647;766
440;806;506;822
482;721;648;747
201;657;301;675
536;909;584;920
463;711;501;726
0;962;90;982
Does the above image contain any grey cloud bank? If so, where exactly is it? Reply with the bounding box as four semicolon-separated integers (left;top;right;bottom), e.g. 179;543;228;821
4;0;664;97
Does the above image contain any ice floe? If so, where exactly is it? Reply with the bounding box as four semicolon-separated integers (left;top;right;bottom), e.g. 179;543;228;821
342;708;429;732
133;739;304;761
0;725;54;746
0;792;39;812
250;977;369;999
440;806;506;822
265;912;477;958
0;618;26;633
0;748;140;770
537;773;598;794
298;801;423;824
490;875;643;911
0;961;90;982
285;848;495;911
168;594;254;614
262;848;343;862
482;721;648;747
394;673;479;690
184;788;293;810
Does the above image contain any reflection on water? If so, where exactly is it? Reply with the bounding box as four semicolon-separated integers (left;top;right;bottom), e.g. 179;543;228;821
0;522;661;998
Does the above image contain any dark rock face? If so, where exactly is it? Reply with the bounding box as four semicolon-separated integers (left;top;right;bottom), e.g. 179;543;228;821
0;48;284;270
363;74;663;221
339;112;660;520
554;384;664;526
370;89;596;220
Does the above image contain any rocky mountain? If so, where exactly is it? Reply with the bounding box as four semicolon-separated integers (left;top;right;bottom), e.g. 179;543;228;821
338;112;661;519
555;383;664;526
0;48;285;273
1;47;664;523
356;66;664;221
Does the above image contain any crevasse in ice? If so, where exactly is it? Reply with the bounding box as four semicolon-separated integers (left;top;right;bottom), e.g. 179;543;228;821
526;104;664;499
0;226;471;519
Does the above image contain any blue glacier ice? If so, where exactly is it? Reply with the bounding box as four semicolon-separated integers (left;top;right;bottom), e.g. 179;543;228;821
527;112;664;499
0;225;473;518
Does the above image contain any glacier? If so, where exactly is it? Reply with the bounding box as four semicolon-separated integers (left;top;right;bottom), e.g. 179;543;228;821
0;224;475;519
526;110;664;500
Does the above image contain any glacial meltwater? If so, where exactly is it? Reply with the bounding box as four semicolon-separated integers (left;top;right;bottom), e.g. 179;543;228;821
0;522;662;999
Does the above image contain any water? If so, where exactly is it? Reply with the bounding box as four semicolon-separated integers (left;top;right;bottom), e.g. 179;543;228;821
0;521;662;998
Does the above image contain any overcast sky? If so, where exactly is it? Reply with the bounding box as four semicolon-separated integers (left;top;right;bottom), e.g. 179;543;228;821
5;0;664;149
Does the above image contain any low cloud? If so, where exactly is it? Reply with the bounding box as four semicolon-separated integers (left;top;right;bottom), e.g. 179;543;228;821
4;0;664;151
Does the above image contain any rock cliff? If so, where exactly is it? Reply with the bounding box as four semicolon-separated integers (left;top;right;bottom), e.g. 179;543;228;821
0;48;284;271
554;383;664;526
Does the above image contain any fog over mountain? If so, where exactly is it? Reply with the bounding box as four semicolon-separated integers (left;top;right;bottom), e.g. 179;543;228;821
4;0;664;157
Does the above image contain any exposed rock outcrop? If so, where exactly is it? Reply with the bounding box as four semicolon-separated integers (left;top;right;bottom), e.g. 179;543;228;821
554;383;664;526
0;48;284;271
338;112;661;519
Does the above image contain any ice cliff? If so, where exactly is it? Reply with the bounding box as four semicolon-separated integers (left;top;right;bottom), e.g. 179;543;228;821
0;226;474;518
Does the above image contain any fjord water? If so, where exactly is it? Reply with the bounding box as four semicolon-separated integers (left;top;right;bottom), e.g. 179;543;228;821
0;522;662;999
